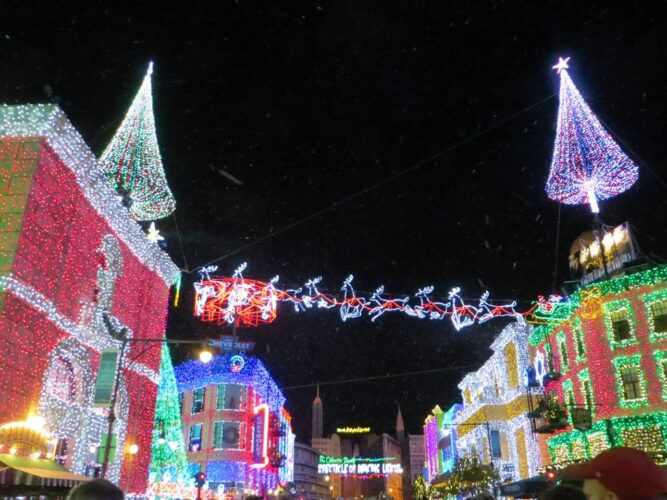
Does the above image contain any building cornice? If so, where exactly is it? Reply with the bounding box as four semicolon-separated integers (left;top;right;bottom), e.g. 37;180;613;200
0;104;179;286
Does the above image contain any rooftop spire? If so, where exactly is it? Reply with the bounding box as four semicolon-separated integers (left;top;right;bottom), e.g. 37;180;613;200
312;384;323;439
396;404;405;441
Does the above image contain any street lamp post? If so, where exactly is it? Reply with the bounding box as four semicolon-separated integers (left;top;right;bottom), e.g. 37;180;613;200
100;336;213;478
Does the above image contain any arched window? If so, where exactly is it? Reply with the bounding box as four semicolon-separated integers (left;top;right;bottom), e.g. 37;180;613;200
48;357;76;403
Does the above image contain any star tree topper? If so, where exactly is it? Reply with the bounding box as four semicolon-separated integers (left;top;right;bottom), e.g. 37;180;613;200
146;222;164;244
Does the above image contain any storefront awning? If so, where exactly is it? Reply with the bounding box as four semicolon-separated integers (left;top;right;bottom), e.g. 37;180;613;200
0;453;89;493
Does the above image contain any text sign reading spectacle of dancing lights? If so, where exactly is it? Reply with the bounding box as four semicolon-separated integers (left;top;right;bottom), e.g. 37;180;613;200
194;263;570;331
317;456;403;477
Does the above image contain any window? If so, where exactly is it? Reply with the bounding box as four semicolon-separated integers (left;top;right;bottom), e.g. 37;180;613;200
54;437;69;465
192;388;205;414
559;340;569;372
213;421;242;449
565;389;576;411
216;384;245;410
620;366;643;401
573;323;586;359
545;343;554;372
651;301;667;333
489;430;502;459
582;379;594;410
661;359;667;381
189;424;202;451
611;309;632;342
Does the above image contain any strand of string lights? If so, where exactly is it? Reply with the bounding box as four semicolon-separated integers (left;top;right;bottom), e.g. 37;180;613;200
279;365;482;391
187;92;557;273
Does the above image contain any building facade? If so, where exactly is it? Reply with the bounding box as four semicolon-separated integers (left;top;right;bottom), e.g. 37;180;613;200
294;442;330;499
453;322;548;481
401;434;424;500
423;404;461;485
175;353;295;495
0;105;179;493
530;261;667;465
311;434;342;499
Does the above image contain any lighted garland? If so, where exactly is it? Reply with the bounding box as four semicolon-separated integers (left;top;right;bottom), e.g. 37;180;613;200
192;264;573;331
545;57;638;213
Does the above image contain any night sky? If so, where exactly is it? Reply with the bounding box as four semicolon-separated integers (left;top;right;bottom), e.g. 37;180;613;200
2;2;666;441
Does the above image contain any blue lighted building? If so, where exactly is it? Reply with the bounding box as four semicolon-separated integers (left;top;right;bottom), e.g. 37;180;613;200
175;353;294;496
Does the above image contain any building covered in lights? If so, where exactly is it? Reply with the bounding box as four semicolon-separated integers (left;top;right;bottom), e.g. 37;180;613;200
452;322;548;482
423;404;461;485
529;223;667;467
175;353;295;496
0;104;179;493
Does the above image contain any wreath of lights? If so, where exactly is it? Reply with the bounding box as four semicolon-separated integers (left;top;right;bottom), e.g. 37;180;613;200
545;57;639;213
230;354;246;373
193;264;570;331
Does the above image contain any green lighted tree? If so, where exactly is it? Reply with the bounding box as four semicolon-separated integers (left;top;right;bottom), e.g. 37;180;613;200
437;455;499;498
99;62;176;221
150;344;189;484
413;474;434;500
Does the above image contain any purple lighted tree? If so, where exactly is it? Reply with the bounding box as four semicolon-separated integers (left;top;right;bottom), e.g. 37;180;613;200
545;57;638;213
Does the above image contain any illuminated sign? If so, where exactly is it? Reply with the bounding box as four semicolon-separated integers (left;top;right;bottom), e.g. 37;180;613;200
208;335;256;353
336;426;371;434
94;349;119;406
317;456;403;477
251;403;269;468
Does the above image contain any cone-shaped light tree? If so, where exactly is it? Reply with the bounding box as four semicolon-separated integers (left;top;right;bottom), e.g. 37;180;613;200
150;344;189;485
545;57;638;213
100;62;176;220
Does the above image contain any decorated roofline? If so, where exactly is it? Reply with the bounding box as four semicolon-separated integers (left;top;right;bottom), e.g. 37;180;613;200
174;353;286;413
529;263;667;346
457;322;530;391
0;104;179;286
